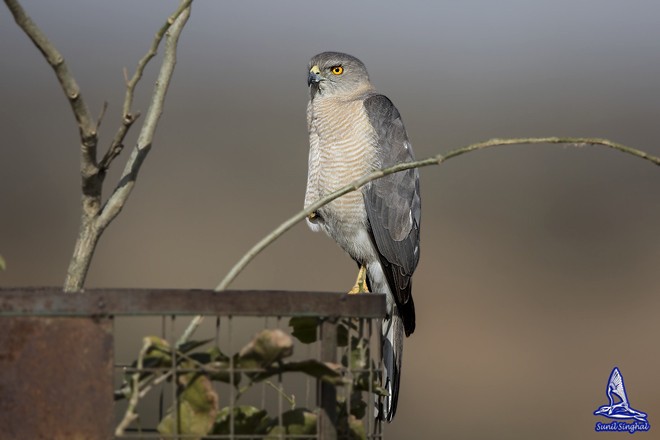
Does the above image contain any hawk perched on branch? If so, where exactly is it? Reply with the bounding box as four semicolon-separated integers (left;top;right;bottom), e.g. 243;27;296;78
304;51;421;422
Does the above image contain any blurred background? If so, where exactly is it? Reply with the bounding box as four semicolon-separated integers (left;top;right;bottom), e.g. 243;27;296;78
2;1;660;438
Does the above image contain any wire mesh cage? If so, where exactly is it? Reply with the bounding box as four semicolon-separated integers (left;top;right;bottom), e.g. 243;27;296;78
0;289;386;440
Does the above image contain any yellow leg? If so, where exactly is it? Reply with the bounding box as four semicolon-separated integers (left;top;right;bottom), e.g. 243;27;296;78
348;265;370;294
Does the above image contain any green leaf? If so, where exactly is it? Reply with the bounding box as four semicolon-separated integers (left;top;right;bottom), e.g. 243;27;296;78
118;338;220;400
178;338;213;354
341;390;367;420
241;359;346;385
120;337;173;397
143;336;173;364
289;317;349;346
345;414;367;440
157;373;219;438
192;347;241;386
348;336;368;370
212;405;269;437
336;393;368;439
265;408;317;438
353;371;388;397
237;329;294;369
0;255;5;271
337;321;349;347
282;360;345;385
289;317;319;344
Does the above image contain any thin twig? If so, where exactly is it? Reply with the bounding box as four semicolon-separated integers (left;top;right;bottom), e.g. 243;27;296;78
176;315;204;347
215;137;659;291
177;136;659;345
96;101;108;131
139;370;172;399
122;0;193;118
100;0;193;172
99;111;140;172
115;337;151;436
97;3;192;230
265;380;296;409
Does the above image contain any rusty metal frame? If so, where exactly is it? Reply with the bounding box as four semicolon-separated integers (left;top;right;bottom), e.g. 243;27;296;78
0;288;385;318
0;289;385;440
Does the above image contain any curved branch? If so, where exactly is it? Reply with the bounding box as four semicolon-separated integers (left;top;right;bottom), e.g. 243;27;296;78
215;137;659;291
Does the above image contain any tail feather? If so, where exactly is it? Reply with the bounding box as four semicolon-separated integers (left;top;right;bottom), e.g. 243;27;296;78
378;311;404;422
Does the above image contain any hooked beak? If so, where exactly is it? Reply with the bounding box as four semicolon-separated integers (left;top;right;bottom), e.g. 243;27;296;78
307;65;322;86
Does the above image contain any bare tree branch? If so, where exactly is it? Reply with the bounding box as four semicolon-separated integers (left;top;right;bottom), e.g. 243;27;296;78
96;3;191;231
114;337;151;436
215;137;660;291
100;0;192;173
5;0;103;233
6;0;104;291
63;2;191;292
96;101;108;131
4;0;98;177
7;0;193;292
178;136;658;346
180;137;659;348
0;0;191;291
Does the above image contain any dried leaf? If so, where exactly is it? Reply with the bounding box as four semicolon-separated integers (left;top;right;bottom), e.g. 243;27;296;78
237;329;294;369
157;373;219;438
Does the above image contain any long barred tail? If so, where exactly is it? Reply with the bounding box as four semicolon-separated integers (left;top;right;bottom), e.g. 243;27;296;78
378;310;404;422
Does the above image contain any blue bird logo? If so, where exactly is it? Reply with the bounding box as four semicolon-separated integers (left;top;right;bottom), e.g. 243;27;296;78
594;367;647;422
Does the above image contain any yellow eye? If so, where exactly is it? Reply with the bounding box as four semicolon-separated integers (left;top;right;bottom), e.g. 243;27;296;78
331;66;344;75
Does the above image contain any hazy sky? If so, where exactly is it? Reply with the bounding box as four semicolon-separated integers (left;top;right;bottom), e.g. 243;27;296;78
2;1;660;438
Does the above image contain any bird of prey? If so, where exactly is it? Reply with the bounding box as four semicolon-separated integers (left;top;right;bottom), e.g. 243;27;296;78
304;51;421;421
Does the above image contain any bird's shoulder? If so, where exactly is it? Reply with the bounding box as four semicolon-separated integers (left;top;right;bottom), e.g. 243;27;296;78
362;93;401;124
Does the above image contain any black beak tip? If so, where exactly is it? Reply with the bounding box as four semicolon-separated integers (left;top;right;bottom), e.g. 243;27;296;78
307;72;321;87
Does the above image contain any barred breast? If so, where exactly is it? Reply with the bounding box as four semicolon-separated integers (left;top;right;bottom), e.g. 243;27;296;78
304;94;379;261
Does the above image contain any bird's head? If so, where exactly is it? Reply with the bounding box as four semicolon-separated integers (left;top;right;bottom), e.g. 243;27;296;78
307;52;372;99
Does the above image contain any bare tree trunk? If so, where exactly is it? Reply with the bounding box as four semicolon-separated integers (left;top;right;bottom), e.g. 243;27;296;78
64;218;101;291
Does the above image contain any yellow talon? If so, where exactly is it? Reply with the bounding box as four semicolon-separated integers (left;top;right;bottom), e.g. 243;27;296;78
348;265;369;294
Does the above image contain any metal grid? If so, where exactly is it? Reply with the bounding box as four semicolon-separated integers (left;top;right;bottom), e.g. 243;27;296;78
0;289;386;440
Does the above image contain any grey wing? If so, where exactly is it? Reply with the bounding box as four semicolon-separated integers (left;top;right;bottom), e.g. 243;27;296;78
363;94;421;336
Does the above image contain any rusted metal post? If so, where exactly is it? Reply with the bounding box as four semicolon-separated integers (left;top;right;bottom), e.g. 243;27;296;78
0;316;114;440
318;317;338;440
